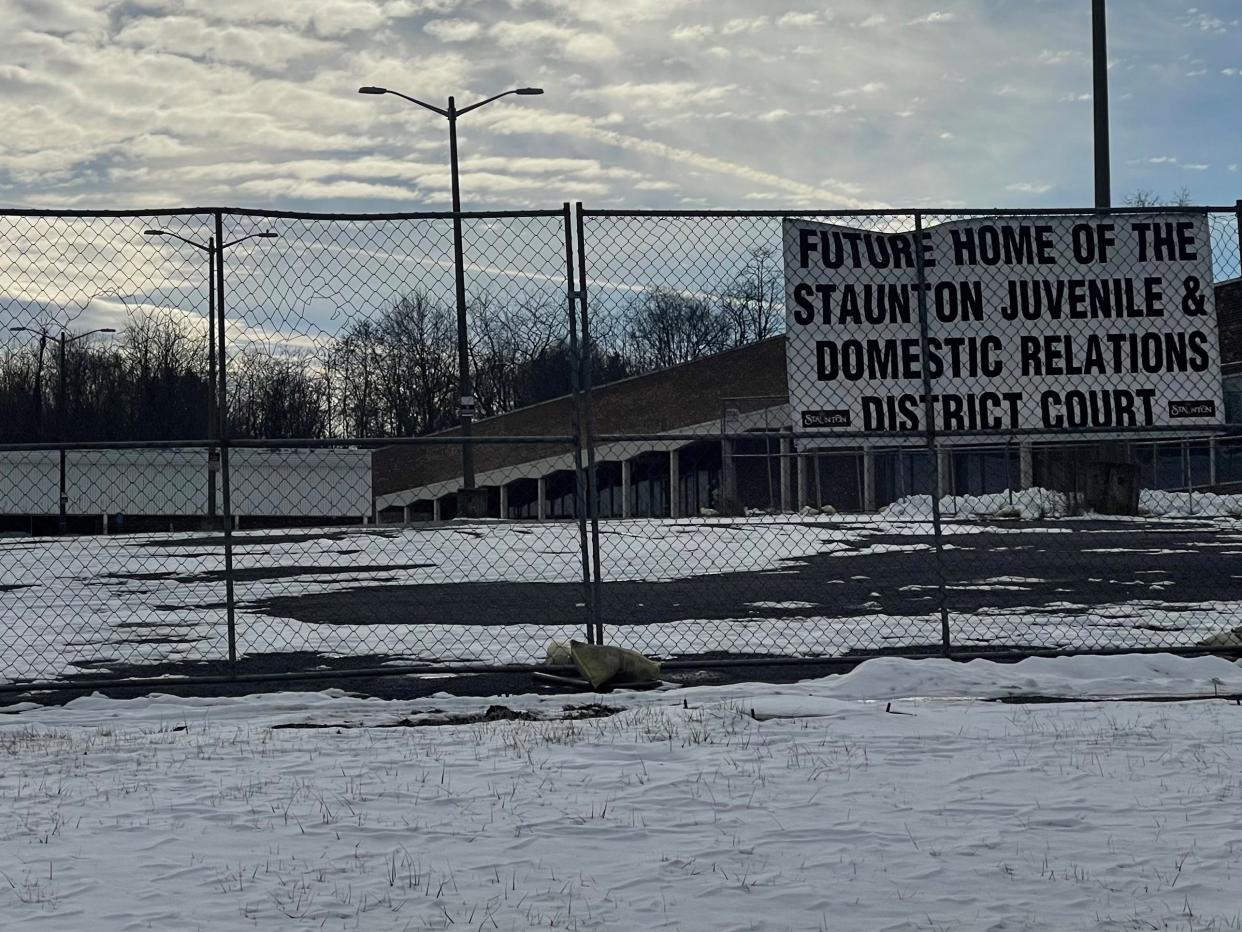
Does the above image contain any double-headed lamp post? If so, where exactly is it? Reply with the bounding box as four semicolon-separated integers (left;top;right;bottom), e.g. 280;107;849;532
357;83;544;517
143;228;278;526
10;325;117;533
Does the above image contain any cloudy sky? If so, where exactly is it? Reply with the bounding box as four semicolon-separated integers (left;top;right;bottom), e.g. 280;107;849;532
1;0;1239;212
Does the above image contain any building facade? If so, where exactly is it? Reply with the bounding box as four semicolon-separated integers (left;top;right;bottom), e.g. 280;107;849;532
374;280;1242;521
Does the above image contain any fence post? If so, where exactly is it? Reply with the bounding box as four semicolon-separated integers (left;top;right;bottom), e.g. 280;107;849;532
563;204;596;644
913;211;952;653
574;204;605;645
213;211;237;672
1184;439;1193;514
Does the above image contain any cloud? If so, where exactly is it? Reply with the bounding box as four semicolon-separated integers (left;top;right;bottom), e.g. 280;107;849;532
564;32;622;61
671;24;713;40
423;19;482;42
1006;182;1053;194
167;0;390;37
573;81;736;111
113;15;339;67
1181;10;1239;33
907;11;954;26
490;20;620;61
835;81;887;97
722;17;768;34
484;107;881;208
777;11;823;28
1038;50;1073;65
537;0;703;24
1;0;1238;213
386;0;460;14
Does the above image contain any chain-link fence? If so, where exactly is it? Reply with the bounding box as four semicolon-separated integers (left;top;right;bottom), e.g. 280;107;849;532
3;203;1242;690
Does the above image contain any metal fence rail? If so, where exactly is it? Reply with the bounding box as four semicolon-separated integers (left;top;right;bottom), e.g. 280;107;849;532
3;202;1242;691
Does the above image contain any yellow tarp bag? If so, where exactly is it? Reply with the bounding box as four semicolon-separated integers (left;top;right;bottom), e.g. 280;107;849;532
567;640;662;690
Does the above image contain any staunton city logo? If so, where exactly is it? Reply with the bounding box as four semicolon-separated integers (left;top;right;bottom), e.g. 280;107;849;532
1168;400;1216;419
802;409;852;428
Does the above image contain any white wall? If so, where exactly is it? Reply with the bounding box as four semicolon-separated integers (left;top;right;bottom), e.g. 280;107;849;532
0;448;372;518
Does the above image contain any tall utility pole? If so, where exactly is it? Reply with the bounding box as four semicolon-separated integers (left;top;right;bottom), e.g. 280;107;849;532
1092;0;1111;209
357;83;544;518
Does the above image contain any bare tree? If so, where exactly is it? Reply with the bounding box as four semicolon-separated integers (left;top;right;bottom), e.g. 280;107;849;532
1125;187;1192;208
625;288;730;371
719;245;783;347
471;293;562;418
378;291;456;436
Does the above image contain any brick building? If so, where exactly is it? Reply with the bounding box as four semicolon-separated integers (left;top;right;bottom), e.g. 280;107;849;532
374;280;1242;520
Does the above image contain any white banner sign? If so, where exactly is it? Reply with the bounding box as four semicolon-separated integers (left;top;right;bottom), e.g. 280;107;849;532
783;214;1222;445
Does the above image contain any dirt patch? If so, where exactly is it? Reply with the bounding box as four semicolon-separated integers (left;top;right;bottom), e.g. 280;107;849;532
270;703;623;730
132;530;401;549
111;563;433;584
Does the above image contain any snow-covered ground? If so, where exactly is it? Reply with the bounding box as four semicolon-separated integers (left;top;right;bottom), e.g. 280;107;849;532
3;653;1242;931
880;487;1242;521
3;497;1242;683
2;517;872;682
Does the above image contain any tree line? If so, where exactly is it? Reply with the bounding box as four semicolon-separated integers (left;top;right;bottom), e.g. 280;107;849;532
0;246;783;443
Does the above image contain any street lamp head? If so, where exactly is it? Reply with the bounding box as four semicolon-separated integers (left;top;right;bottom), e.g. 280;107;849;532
257;231;278;239
516;87;544;95
99;328;117;334
143;229;166;236
358;86;387;95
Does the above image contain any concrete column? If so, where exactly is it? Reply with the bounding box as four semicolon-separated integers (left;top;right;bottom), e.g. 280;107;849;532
862;447;876;512
721;438;738;514
621;459;632;519
537;476;547;521
432;497;441;522
668;449;680;518
1019;442;1034;490
797;453;809;510
101;513;108;535
1210;438;1218;489
780;437;793;512
499;483;509;520
936;447;953;499
403;504;412;523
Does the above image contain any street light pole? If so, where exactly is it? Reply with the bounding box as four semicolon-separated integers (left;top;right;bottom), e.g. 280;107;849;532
1092;0;1110;209
445;95;477;492
357;83;544;518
